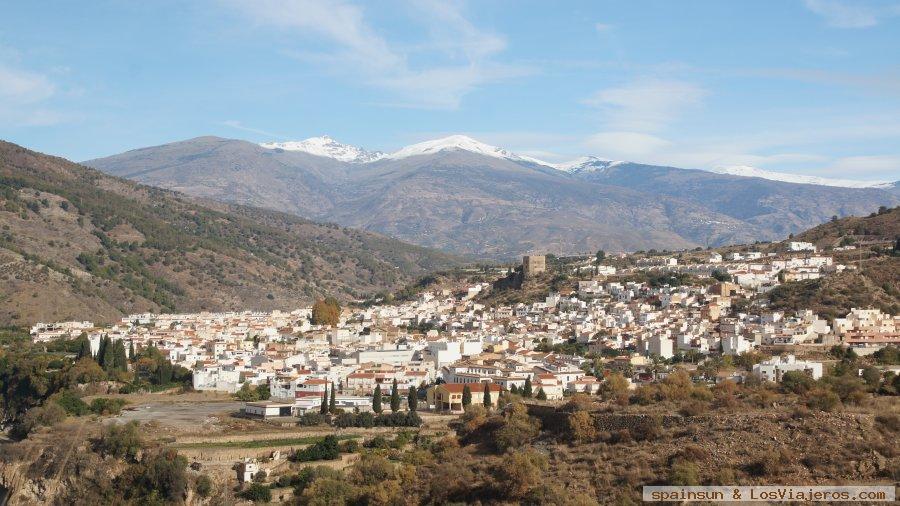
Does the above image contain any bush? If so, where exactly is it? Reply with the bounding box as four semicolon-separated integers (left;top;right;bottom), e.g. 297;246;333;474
678;400;708;417
127;449;189;503
780;371;815;394
95;421;144;461
195;475;213;497
494;402;540;452
240;483;272;503
54;390;89;416
668;459;700;486
14;402;67;437
90;397;127;415
298;412;329;426
567;410;597;443
629;416;662;442
804;387;840;412
291;435;340;462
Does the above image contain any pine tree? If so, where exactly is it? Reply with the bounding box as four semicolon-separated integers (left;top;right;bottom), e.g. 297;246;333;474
536;387;547;400
372;385;382;413
462;385;472;407
390;379;401;413
329;382;336;413
320;385;329;415
523;377;533;398
482;382;492;408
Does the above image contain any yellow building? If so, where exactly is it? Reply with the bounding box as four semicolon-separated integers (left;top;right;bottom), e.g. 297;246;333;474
427;382;502;412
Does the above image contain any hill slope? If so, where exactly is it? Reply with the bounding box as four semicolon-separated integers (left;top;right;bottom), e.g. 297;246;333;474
0;141;463;325
86;136;898;258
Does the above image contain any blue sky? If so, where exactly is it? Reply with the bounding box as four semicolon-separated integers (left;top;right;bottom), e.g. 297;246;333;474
1;0;899;181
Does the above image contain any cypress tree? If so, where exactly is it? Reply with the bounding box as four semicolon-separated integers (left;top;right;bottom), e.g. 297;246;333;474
390;379;401;413
536;387;547;400
462;385;472;407
128;341;135;362
112;340;128;372
407;386;417;411
77;336;92;360
483;382;492;408
100;336;114;371
510;384;519;395
372;384;382;413
320;385;329;415
329;382;336;413
523;377;533;398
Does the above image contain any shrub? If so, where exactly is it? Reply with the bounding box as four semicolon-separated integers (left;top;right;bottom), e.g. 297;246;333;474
804;387;840;412
780;371;814;394
127;449;188;503
567;410;597;443
494;402;540;452
90;397;127;415
14;402;67;437
629;416;662;442
668;459;700;486
95;421;144;461
678;400;708;417
291;435;340;462
240;483;272;503
195;475;213;497
54;390;89;416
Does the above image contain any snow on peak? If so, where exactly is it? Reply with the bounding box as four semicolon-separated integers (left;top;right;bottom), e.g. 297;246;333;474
260;135;385;163
713;165;891;189
553;156;625;173
386;135;533;162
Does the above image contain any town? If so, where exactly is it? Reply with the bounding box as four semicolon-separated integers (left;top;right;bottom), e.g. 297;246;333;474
30;243;899;419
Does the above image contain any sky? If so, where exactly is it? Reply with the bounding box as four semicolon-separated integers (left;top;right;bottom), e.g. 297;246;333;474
1;0;899;181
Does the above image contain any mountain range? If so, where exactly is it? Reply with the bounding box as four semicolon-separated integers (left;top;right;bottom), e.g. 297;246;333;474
0;140;462;326
85;135;899;258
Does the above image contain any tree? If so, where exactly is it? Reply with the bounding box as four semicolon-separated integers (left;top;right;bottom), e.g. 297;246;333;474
320;385;329;415
329;382;337;413
77;336;92;360
234;383;260;402
462;385;472;407
595;249;606;264
482;382;492;408
389;379;401;413
99;336;114;371
536;388;547;400
523;377;533;398
112;339;128;372
372;384;382;413
311;298;341;326
240;483;272;503
407;386;417;411
510;384;519;395
128;341;135;362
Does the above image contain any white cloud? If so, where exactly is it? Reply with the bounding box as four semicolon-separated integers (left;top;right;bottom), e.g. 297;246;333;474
0;64;65;126
225;0;524;109
583;79;705;131
594;22;613;32
802;0;900;28
0;65;55;104
825;155;900;177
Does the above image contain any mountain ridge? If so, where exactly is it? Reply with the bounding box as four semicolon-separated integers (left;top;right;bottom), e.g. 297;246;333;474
85;136;899;259
0;139;463;326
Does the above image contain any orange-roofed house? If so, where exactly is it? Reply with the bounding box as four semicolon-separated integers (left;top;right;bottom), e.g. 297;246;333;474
427;382;502;412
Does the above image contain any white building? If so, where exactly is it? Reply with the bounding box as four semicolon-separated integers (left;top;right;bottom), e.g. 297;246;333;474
752;355;823;382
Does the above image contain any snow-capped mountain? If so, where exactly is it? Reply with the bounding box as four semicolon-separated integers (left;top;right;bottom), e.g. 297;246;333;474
553;156;625;174
384;135;541;163
260;136;385;163
713;165;892;189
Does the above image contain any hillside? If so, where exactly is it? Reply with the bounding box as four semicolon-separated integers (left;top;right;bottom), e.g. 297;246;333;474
0;141;463;326
83;136;897;258
793;206;900;248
